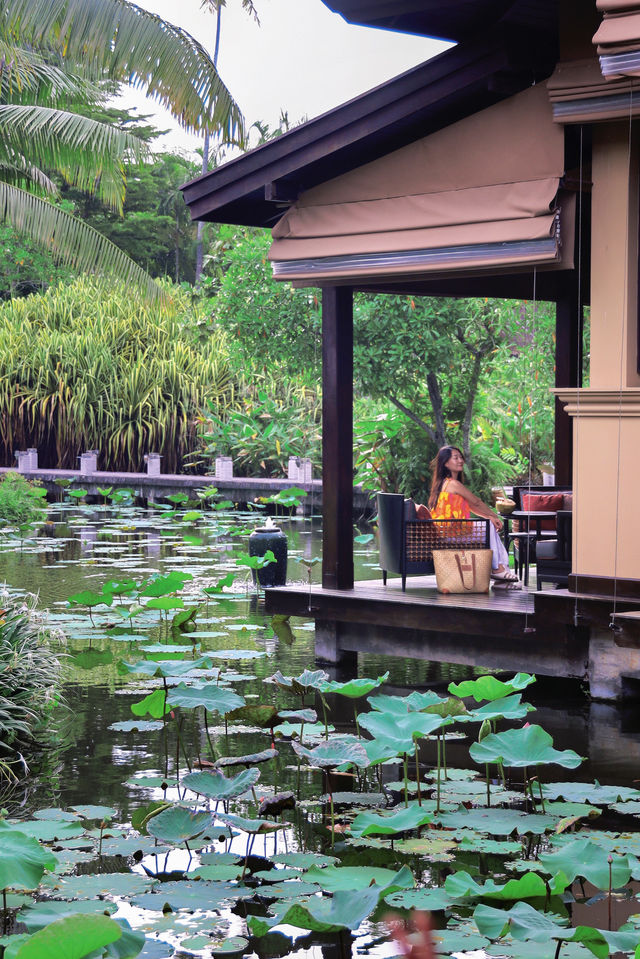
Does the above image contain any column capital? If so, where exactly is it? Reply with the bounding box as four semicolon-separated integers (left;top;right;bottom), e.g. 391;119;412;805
554;388;640;417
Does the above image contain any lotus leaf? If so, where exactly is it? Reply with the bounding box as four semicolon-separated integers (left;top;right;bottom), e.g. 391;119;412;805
304;863;413;894
456;835;524;855
131;882;254;912
42;872;153;900
469;725;583;769
431;926;491;954
145;597;185;611
475;903;640;958
247;884;382;936
68;590;113;608
217;812;287;834
349;803;434;837
108;720;164;732
211;936;250;956
541;782;640;804
319;672;389;698
266;668;329;694
368;691;445;713
0;825;57;890
139;573;191;597
449;673;536;702
146;807;213;844
117;656;213;678
273;852;339;868
384;887;455;911
278;709;317;723
445;869;568;900
362;738;401;765
317;791;385;807
6;820;84;842
260;880;322;899
539;838;632;889
214;748;278;768
253;868;302;882
131;689;171;719
359;711;452;754
226;704;278;726
464;694;536;723
33;809;79;822
182;767;260;800
292;738;369;769
190;864;244;881
12;914;123;959
206;649;266;660
18;898;118;932
274;721;333;739
358;834;458;861
166;683;244;714
437;807;558;836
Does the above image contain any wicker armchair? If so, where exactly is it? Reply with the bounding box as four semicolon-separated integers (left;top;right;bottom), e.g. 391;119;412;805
536;510;572;589
377;492;490;591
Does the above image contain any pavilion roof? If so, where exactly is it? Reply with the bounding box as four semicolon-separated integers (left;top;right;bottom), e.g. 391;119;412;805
180;29;557;230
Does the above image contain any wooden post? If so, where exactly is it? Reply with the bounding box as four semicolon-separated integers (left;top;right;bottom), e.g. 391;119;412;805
322;286;354;590
555;287;582;486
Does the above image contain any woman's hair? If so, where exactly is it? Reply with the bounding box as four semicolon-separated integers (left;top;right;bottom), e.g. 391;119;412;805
428;446;465;510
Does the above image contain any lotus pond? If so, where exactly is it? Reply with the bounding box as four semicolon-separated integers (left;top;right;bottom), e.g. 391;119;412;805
2;497;640;959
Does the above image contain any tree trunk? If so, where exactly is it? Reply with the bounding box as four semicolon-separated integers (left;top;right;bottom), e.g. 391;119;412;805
194;6;222;286
387;394;436;443
426;371;446;447
461;351;483;464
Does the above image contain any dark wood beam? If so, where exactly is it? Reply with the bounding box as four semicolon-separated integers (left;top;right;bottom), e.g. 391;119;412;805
322;286;354;590
555;286;582;487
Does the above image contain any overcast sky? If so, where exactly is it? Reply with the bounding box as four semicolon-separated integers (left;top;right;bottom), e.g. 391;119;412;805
115;0;450;157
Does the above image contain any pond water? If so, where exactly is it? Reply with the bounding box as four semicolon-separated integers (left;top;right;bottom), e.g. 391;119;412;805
3;499;640;959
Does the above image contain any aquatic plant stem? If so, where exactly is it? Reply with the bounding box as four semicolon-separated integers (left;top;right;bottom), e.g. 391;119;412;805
414;744;422;806
436;735;441;814
203;708;217;761
486;764;491;807
329;788;335;849
354;703;361;739
608;855;613;930
403;755;409;807
537;768;546;812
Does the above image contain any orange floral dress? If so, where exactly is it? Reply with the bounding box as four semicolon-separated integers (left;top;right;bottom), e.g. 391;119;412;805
431;482;470;536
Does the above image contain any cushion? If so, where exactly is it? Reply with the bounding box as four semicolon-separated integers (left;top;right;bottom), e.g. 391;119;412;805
563;493;573;511
521;492;564;530
415;503;431;520
404;499;417;521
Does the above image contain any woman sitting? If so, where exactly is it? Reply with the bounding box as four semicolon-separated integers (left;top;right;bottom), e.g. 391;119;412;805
427;445;521;588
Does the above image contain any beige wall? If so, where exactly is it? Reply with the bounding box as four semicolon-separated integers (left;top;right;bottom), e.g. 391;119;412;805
558;391;640;579
590;123;640;389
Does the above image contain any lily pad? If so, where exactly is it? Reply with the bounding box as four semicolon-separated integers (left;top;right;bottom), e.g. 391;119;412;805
146;806;213;844
247;884;381;936
292;738;369;769
0;825;57;890
182;767;260;800
304;863;414;893
319;672;389;698
469;725;583;770
349;803;434;837
449;673;536;702
166;683;244;714
539;838;632;890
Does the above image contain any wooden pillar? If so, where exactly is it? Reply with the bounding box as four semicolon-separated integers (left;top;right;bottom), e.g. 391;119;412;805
322;286;354;590
555;287;582;486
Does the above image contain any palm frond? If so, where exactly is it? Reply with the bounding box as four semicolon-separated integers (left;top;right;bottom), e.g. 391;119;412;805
0;104;149;210
0;156;57;195
0;182;162;299
1;0;244;138
0;40;104;105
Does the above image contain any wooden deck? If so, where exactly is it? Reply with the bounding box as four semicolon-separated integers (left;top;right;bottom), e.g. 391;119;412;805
264;574;640;697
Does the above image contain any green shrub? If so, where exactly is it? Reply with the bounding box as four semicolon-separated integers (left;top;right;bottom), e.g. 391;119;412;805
0;472;47;542
0;600;63;770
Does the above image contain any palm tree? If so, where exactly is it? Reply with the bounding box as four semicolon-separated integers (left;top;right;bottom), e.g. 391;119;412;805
0;0;244;296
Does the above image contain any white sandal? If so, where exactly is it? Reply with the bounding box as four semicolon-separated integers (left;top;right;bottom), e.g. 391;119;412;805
491;569;519;582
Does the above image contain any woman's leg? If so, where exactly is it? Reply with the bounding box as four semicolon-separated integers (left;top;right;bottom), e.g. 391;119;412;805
489;524;510;572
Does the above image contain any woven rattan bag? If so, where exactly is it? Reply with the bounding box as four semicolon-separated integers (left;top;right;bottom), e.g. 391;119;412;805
432;548;492;594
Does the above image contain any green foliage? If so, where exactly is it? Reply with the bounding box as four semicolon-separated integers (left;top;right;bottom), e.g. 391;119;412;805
0;473;47;540
0;600;63;761
0;277;233;471
196;380;320;477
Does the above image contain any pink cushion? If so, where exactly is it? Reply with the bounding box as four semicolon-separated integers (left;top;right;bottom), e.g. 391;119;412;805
521;492;564;530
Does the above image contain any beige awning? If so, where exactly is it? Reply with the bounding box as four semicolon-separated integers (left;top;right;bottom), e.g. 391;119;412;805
594;1;640;78
269;84;569;284
547;57;640;122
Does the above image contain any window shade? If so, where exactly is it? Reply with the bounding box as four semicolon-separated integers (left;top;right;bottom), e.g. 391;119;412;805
547;57;640;122
594;1;640;78
269;84;570;285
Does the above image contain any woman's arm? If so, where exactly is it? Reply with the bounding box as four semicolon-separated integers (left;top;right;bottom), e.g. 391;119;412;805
446;479;503;531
